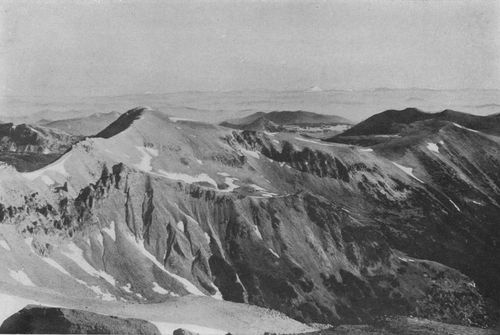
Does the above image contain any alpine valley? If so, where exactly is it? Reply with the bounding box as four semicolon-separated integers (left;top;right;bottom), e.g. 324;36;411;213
0;107;499;335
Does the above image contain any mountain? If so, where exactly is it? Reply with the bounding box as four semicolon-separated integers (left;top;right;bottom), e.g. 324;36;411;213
333;108;500;139
40;111;122;136
0;123;81;171
0;107;499;333
221;110;353;129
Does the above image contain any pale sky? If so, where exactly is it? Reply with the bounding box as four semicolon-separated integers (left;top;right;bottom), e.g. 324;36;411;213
1;0;499;96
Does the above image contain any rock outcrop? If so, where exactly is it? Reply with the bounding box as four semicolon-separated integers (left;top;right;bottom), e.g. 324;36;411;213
0;305;161;335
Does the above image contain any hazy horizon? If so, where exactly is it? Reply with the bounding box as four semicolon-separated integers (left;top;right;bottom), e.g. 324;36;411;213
2;87;500;99
2;88;499;124
1;1;499;98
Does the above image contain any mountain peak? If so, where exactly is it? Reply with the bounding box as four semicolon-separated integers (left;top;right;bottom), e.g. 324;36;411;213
94;107;160;139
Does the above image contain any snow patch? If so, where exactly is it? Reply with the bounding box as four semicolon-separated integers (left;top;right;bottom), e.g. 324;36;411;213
89;285;115;301
122;283;133;293
135;146;154;172
157;170;218;188
41;257;71;276
102;223;116;241
204;232;211;244
241;148;260;159
392;162;424;183
9;269;35;287
152;282;170;295
251;184;266;192
216;172;240;191
42;148;51;154
359;148;373;152
62;243;116;286
95;233;104;247
145;147;159;157
177;221;185;232
253;225;263;240
268;248;280;258
452;122;479;133
449;199;461;212
211;284;223;301
221;177;239;192
426;142;439;153
0;240;10;251
35;250;114;301
250;184;277;198
125;233;205;296
196;159;203;165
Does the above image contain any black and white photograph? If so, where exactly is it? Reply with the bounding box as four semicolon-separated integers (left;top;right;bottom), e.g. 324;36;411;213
0;1;499;334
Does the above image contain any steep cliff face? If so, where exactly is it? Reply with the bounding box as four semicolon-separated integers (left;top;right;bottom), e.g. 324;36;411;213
0;107;499;330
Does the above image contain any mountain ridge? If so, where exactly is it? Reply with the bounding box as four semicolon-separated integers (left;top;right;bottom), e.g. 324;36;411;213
0;106;499;332
221;110;353;129
332;107;500;139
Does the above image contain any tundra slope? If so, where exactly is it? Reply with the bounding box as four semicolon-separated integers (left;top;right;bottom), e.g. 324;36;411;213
0;107;499;331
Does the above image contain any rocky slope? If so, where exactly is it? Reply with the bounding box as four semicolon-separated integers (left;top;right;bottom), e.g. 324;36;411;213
0;123;79;153
0;107;499;333
0;123;81;172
